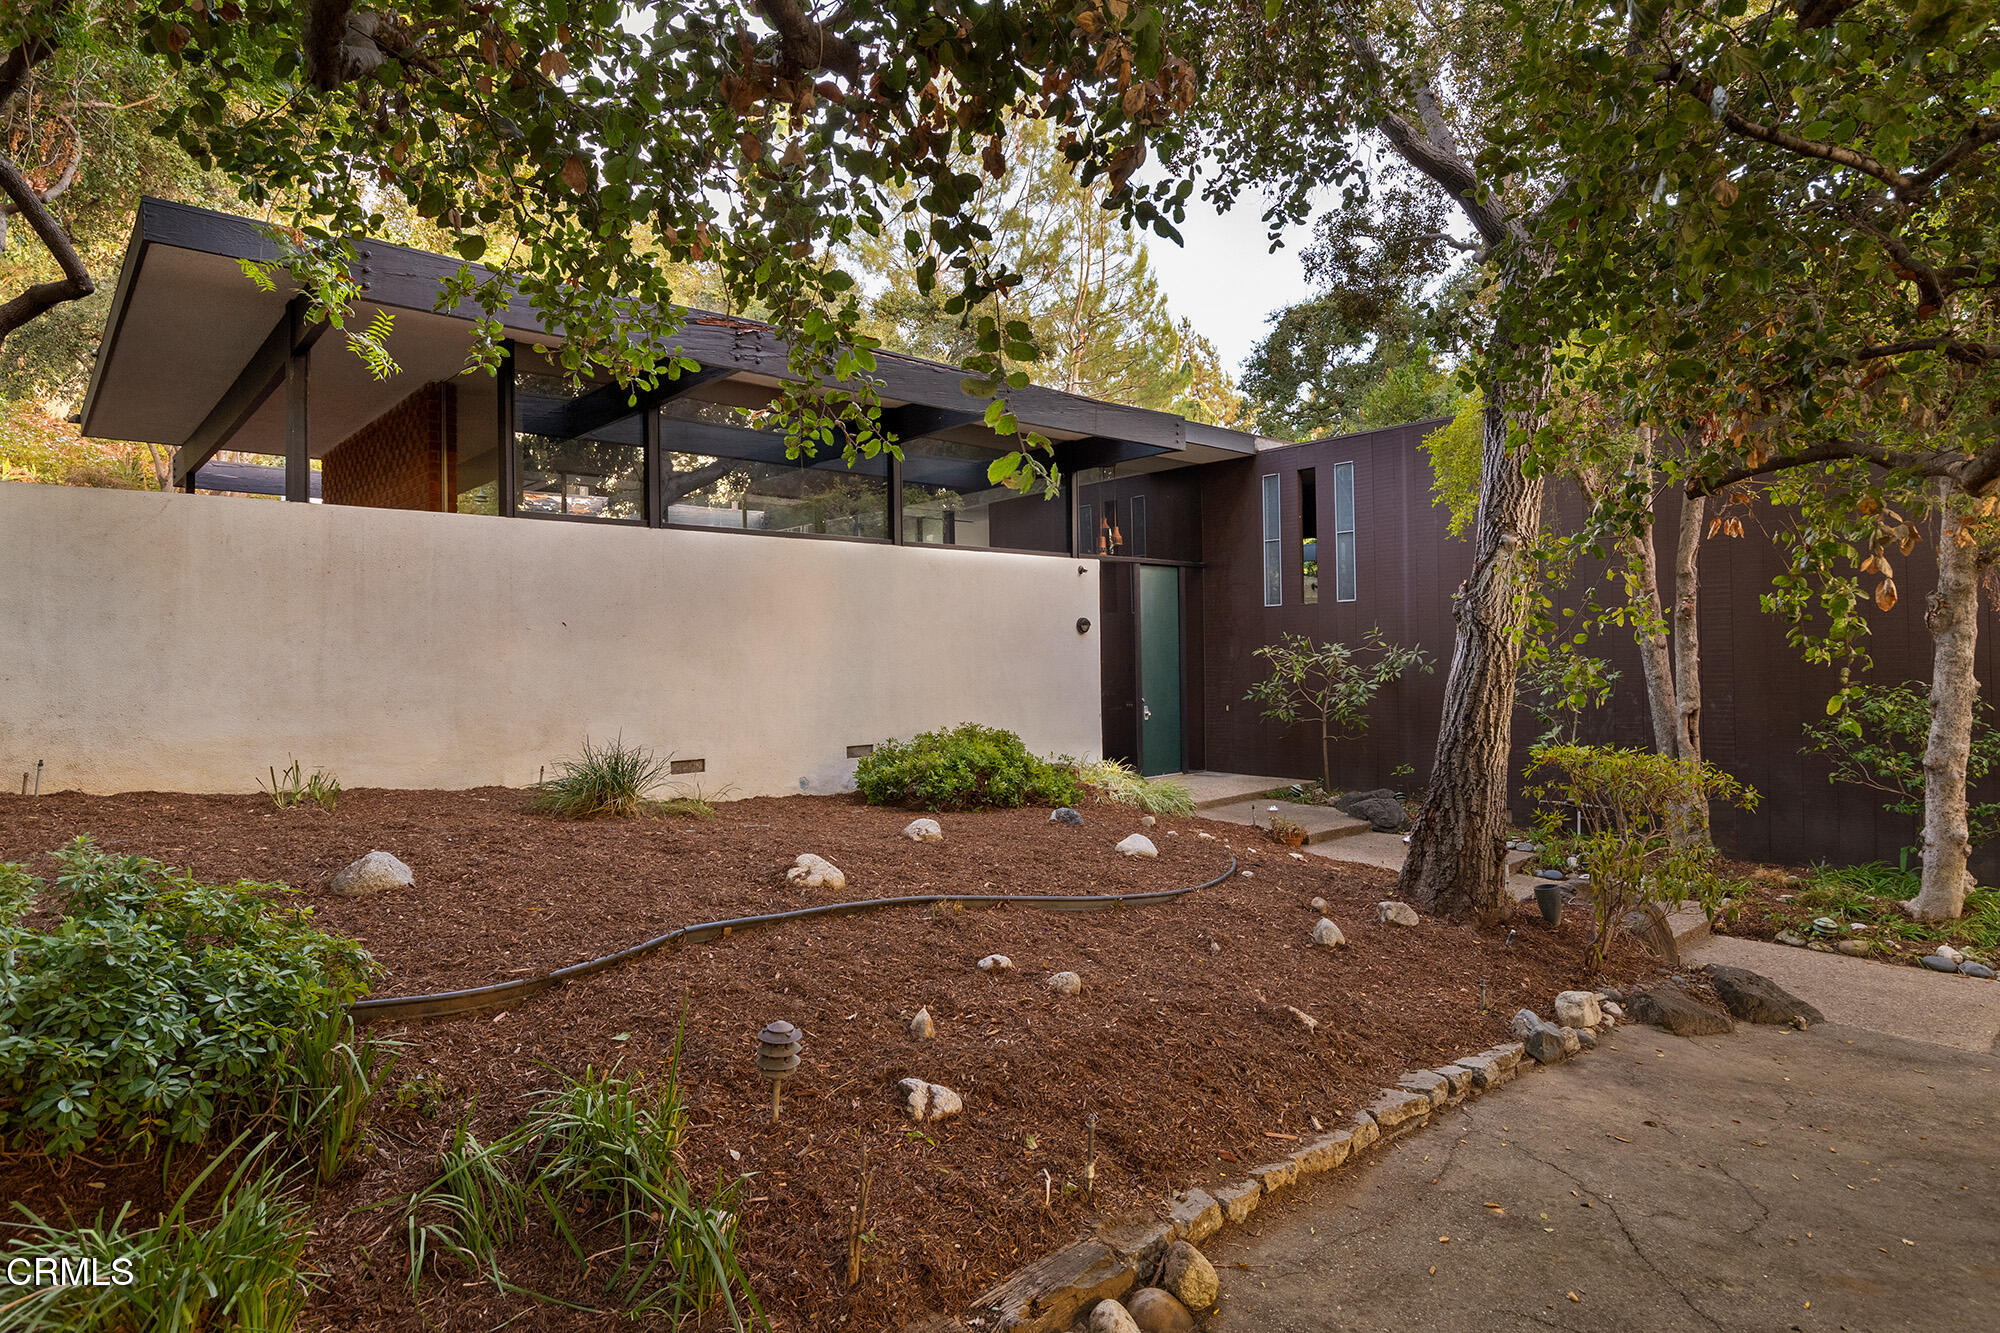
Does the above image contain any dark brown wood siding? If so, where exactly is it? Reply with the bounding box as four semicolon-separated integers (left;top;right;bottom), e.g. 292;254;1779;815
1192;421;2000;879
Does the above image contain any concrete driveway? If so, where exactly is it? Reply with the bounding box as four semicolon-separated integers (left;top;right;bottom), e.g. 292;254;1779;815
1206;1020;1999;1332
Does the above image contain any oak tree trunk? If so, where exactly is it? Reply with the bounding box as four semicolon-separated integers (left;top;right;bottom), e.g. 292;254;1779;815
1398;382;1545;921
1910;485;1983;920
1672;494;1705;765
1627;523;1680;759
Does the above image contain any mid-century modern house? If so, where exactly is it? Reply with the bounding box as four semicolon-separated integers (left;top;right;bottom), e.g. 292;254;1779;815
4;198;1994;875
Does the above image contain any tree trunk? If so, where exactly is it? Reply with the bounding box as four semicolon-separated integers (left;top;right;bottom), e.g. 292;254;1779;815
1909;484;1983;920
1672;494;1705;764
1320;718;1333;794
1399;380;1545;920
1626;523;1680;758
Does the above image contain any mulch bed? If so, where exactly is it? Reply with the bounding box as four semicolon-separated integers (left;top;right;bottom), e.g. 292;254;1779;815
0;789;1659;1331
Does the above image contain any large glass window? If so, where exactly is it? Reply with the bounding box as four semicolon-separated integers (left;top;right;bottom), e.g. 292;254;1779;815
1261;472;1281;606
1333;461;1357;602
661;407;888;538
1075;464;1200;562
902;436;1067;552
512;355;645;521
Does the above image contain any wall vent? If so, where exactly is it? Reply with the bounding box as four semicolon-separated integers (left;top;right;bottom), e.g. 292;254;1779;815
846;744;875;759
670;757;706;775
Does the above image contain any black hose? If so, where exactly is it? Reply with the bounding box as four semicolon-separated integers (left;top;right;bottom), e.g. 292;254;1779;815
349;854;1238;1022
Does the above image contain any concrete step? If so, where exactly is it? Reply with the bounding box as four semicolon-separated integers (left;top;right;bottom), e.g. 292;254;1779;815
1200;798;1372;845
1164;772;1302;811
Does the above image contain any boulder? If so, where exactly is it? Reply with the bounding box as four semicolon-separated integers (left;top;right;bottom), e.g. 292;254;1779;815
1625;985;1735;1037
1165;1190;1221;1244
1523;1024;1568;1064
1332;787;1400;815
1554;990;1603;1029
785;853;846;891
1050;807;1085;826
1159;1241;1219;1311
333;850;413;897
1125;1286;1197;1333
1377;900;1420;927
1089;1299;1142;1333
1559;1026;1583;1055
902;818;943;842
1961;961;1996;980
909;1007;935;1040
978;954;1014;972
1707;965;1826;1026
1116;833;1159;858
1346;796;1409;832
1311;918;1346;948
1575;1026;1598;1050
1047;970;1084;995
1921;954;1960;973
1509;1008;1544;1040
898;1078;962;1122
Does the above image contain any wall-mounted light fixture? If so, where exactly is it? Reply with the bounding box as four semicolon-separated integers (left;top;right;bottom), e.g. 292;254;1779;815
1076;617;1092;635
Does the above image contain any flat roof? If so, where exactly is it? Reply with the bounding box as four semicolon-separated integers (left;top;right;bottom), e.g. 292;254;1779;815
82;198;1260;471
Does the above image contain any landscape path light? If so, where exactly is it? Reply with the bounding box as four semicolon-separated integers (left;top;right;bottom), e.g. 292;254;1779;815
757;1019;801;1124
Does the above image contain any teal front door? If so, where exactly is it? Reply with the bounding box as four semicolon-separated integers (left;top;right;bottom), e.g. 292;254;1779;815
1137;564;1184;776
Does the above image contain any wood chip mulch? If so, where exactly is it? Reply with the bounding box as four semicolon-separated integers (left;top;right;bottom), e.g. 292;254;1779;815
0;788;1658;1331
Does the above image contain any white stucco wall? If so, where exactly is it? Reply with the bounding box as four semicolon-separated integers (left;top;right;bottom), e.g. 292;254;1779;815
0;484;1102;795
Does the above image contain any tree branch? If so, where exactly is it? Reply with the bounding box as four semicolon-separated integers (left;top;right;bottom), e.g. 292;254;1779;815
0;151;92;344
1685;439;1909;496
1673;72;1912;191
753;0;865;82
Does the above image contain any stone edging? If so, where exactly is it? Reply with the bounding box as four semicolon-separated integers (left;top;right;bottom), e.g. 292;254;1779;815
913;1037;1544;1333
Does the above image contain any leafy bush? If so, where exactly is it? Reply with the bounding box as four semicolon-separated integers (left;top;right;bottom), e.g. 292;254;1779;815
0;840;375;1157
1803;681;2000;858
1074;758;1196;816
1527;745;1758;968
404;1058;758;1325
855;724;1081;811
261;758;340;811
0;1140;312;1333
531;736;673;818
1245;630;1432;791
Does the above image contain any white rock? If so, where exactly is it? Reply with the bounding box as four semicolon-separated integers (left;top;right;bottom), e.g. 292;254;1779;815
897;1078;964;1122
1047;970;1083;995
902;818;943;843
1309;896;1328;912
333;850;413;897
1140;814;1157;828
1287;1006;1319;1032
1559;1026;1583;1056
977;954;1014;972
1208;940;1221;953
1090;1298;1141;1333
1241;871;1254;878
1312;918;1346;948
1554;990;1603;1029
1289;852;1306;860
786;853;846;890
1937;944;1965;963
1377;900;1420;927
1600;1000;1625;1020
1116;833;1159;858
1196;831;1216;840
910;1007;935;1039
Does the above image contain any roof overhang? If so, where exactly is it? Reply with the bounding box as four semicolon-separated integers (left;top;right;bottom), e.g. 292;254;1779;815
82;198;1262;469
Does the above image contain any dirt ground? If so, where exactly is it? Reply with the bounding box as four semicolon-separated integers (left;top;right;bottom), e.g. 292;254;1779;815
0;789;1659;1331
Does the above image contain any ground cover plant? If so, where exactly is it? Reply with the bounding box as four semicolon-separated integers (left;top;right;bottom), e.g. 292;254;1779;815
261;758;340;811
856;723;1081;811
0;839;375;1156
1726;861;2000;970
0;788;1655;1331
1074;757;1196;817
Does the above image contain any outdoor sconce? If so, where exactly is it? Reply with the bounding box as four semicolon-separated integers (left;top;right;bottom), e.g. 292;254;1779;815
757;1020;801;1123
1077;617;1092;635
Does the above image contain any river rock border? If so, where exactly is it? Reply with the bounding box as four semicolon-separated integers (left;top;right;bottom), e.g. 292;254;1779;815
908;1038;1541;1333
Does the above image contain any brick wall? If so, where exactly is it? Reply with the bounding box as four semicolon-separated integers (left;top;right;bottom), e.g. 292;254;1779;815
322;383;457;511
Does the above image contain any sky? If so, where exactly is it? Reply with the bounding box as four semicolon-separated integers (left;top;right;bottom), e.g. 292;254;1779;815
1139;184;1321;378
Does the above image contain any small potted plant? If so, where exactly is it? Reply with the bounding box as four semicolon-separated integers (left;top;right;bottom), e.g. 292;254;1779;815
1267;815;1308;848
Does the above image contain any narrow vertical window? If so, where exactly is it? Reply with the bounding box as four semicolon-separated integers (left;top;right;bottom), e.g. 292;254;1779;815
1129;495;1148;559
1261;473;1281;607
1333;461;1357;602
1299;467;1318;605
1079;503;1095;555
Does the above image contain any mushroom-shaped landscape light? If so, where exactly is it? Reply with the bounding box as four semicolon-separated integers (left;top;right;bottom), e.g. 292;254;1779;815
757;1020;802;1123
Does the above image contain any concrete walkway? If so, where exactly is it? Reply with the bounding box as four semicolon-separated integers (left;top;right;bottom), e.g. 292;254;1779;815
1207;1021;2000;1332
1686;935;2000;1054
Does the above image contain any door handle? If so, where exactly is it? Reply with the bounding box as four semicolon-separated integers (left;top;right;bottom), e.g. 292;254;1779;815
1142;701;1153;721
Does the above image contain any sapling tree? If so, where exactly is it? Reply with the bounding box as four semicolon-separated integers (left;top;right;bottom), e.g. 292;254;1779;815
1526;744;1756;970
1244;630;1431;793
1804;680;2000;864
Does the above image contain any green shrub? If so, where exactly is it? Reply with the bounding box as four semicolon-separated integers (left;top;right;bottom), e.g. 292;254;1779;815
0;840;375;1157
0;1139;312;1333
531;736;673;818
1803;681;2000;860
1527;744;1757;968
1076;758;1196;816
855;724;1082;811
403;1056;758;1325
